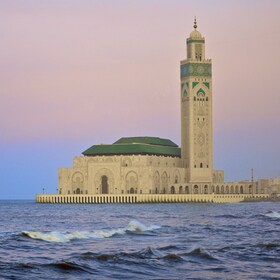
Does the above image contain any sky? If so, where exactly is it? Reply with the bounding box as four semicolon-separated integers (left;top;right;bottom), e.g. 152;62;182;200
1;0;280;199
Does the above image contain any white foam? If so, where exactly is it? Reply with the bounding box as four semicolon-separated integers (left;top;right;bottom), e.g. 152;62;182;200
22;220;160;243
264;211;280;219
126;220;161;232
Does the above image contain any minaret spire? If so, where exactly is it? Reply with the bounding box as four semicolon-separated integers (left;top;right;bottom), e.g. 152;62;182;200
193;16;197;30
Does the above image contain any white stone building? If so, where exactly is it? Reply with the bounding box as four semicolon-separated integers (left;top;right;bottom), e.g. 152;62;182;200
57;20;256;197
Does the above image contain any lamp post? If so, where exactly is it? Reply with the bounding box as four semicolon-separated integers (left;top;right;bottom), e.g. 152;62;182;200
251;168;254;196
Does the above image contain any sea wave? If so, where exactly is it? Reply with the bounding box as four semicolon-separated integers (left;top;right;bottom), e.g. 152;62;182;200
182;246;217;260
21;220;160;243
263;211;280;219
79;246;183;262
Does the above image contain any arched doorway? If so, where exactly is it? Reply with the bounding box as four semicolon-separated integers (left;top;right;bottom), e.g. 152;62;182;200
204;185;208;194
101;176;108;194
130;187;135;194
76;188;81;194
248;185;252;194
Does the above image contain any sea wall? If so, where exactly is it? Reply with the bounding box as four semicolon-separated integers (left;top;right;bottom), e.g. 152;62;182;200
36;193;270;204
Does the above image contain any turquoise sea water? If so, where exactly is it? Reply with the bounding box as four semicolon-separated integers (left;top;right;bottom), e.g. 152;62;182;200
0;200;279;279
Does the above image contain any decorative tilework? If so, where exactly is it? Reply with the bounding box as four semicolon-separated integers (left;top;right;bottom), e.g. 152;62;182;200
197;88;206;96
180;63;212;78
192;82;199;88
187;39;205;44
203;82;210;89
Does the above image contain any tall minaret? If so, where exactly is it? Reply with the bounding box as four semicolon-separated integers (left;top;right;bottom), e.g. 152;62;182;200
180;18;213;183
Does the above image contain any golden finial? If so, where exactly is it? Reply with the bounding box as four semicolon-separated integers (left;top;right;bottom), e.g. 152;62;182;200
194;16;197;30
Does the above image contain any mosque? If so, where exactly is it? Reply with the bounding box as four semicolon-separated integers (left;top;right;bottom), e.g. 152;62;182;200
37;20;271;203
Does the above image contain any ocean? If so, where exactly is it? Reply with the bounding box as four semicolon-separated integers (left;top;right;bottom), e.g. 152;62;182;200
0;200;279;279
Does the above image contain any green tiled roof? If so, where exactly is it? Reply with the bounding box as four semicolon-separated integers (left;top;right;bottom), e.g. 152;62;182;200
82;136;181;158
113;137;178;147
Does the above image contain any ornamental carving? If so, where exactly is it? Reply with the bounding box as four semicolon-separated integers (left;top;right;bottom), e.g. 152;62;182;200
197;133;205;146
125;171;138;192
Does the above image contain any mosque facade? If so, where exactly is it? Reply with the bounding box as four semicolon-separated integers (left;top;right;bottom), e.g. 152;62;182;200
56;20;255;199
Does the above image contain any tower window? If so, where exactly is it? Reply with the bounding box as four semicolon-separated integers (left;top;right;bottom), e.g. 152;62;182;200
195;44;202;61
194;164;196;168
194;97;196;101
206;97;208;101
200;163;203;168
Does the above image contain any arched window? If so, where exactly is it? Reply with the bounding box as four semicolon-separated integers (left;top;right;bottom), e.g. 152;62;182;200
221;185;224;194
185;186;189;194
230;186;234;194
171;186;175;194
226;186;229;194
240;185;244;194
200;163;203;168
154;171;160;194
161;172;168;193
194;185;199;194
